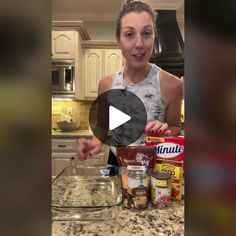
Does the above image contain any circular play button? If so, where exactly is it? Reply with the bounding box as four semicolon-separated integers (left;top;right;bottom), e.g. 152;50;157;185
89;89;147;147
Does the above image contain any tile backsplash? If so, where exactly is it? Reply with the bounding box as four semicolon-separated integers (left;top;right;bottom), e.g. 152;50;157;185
52;100;92;130
52;99;184;131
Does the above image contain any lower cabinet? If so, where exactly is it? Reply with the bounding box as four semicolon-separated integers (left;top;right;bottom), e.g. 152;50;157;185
52;138;109;176
52;152;76;176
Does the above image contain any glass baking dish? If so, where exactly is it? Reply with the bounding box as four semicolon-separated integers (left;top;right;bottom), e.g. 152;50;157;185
52;165;123;221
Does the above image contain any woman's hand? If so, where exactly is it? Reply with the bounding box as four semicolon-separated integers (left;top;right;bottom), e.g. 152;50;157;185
77;138;102;160
144;120;171;136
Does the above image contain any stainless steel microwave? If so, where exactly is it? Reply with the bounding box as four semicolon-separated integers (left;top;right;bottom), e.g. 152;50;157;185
52;60;75;97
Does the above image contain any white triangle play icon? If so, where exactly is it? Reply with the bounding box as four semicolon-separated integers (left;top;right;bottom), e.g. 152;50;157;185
109;106;131;131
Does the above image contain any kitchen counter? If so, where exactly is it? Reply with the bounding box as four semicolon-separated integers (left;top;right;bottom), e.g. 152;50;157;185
52;129;93;138
52;200;184;235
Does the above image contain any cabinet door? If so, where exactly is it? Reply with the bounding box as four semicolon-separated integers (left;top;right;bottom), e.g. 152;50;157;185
104;49;123;76
52;157;71;176
52;31;75;59
52;153;76;176
84;49;103;98
52;139;77;152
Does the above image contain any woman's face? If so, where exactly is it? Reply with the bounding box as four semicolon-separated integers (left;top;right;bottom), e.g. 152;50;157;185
117;11;155;69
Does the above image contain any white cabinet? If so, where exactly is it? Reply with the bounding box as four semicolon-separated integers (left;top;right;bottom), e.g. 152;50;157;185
52;152;76;176
51;29;83;100
52;139;77;152
82;49;123;99
83;49;103;98
104;49;123;76
51;30;75;59
52;139;78;176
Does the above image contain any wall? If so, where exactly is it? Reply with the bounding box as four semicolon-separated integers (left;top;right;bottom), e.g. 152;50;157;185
176;4;184;41
52;100;92;130
83;21;116;40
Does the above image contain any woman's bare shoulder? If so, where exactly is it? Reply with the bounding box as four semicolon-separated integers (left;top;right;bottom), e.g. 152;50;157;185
159;69;183;100
160;69;182;85
98;75;113;95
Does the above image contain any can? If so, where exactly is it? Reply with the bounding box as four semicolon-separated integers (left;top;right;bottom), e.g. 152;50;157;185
149;170;172;209
127;167;148;210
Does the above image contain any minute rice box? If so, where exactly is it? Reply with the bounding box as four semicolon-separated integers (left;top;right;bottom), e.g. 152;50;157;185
146;135;184;200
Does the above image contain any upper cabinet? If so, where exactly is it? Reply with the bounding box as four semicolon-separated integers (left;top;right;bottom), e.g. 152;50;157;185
104;49;123;76
51;21;123;100
82;48;123;100
51;23;88;100
83;49;103;98
51;30;76;59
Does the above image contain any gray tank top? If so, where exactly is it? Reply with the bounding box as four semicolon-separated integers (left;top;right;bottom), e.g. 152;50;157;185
110;63;166;152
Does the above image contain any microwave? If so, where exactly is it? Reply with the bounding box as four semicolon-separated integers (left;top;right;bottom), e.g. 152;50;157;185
52;60;75;97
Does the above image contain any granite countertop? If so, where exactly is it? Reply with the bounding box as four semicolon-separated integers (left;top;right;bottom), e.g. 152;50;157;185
52;175;184;236
52;201;184;236
52;129;93;138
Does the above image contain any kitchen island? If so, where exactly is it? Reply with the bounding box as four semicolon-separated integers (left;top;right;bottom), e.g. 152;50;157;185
52;200;184;235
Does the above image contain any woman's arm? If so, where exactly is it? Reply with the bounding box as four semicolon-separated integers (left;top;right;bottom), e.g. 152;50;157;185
77;76;113;160
160;70;184;136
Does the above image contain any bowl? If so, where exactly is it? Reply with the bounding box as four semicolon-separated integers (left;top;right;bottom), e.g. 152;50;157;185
57;121;80;132
52;165;123;221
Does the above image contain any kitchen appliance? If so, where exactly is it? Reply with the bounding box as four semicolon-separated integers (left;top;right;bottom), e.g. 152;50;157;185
52;60;75;96
52;165;123;221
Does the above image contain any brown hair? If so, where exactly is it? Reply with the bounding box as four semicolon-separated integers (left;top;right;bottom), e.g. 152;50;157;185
115;0;156;38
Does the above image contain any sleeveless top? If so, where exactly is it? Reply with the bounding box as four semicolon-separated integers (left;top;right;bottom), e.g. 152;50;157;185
110;63;166;154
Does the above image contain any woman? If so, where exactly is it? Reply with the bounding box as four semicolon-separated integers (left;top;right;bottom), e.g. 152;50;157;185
78;0;183;165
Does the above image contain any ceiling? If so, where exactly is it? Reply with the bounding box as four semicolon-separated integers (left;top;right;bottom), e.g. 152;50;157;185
52;0;122;21
52;0;184;40
52;0;184;21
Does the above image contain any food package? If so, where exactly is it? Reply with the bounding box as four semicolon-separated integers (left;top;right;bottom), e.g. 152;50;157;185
116;146;156;198
146;136;184;200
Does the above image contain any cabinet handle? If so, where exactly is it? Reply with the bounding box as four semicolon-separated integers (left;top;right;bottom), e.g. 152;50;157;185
58;144;66;148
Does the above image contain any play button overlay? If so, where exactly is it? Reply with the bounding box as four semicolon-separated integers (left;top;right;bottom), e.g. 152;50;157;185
109;106;131;130
89;89;147;147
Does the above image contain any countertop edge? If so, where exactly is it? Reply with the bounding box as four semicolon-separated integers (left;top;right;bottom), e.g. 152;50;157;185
52;130;93;138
